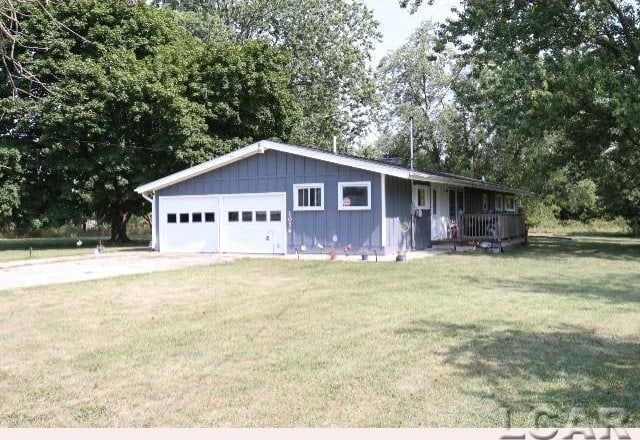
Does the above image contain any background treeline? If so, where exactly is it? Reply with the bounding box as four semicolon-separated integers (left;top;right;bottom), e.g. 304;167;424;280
0;0;638;240
386;1;640;234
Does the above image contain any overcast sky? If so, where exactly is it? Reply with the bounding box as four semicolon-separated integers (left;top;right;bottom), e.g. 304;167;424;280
364;0;461;66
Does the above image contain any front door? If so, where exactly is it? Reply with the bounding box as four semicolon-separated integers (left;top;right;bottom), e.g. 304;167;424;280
412;185;432;249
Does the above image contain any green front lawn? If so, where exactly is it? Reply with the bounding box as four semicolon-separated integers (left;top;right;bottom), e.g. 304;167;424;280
0;235;638;427
0;237;150;262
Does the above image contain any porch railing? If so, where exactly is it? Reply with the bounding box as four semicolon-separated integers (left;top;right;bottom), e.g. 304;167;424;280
458;213;525;242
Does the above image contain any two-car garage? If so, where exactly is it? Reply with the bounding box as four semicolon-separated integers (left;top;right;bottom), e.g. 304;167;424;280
157;193;286;254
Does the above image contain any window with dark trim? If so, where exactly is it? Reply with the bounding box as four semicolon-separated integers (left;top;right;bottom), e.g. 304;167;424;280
228;211;239;222
205;212;215;222
179;213;189;223
505;195;516;212
432;190;437;215
192;212;202;223
256;211;267;222
242;211;253;222
167;213;177;223
270;210;282;221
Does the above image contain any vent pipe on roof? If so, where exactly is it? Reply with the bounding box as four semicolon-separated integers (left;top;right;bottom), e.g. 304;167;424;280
409;116;414;171
333;136;337;154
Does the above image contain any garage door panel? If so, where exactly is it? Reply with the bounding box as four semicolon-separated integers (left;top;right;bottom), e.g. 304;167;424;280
221;193;286;254
159;196;219;252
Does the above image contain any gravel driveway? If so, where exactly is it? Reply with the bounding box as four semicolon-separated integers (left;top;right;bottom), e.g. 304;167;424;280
0;251;231;291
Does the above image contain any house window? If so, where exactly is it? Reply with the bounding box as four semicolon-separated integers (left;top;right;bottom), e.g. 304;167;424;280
256;211;267;222
179;213;189;223
192;212;202;223
432;190;437;215
496;194;504;211
482;194;489;212
293;183;324;211
270;210;282;221
338;181;371;210
505;195;516;212
413;186;428;209
242;211;253;222
449;189;456;220
204;212;215;222
167;213;177;223
228;211;239;222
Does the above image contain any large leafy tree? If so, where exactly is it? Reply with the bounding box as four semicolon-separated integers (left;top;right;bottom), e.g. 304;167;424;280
5;0;297;241
156;0;381;150
401;0;640;233
376;22;493;177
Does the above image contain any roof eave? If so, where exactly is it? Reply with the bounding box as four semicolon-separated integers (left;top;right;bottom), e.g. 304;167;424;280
409;171;527;194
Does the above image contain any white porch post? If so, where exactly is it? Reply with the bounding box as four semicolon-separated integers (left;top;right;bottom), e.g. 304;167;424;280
151;192;157;250
381;173;387;252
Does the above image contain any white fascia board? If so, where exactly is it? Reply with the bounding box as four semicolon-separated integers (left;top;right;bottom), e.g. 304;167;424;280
409;171;526;195
134;139;528;196
135;140;410;194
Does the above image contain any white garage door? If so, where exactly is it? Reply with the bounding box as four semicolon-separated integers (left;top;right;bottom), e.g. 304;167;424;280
159;196;219;252
220;193;286;254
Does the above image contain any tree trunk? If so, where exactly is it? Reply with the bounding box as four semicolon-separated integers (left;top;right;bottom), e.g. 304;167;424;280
110;210;132;243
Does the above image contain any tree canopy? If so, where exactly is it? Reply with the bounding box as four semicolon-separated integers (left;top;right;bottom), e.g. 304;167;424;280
396;0;640;232
2;0;298;240
155;0;381;150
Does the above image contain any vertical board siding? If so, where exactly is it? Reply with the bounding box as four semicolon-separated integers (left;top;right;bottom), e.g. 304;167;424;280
384;175;412;252
157;150;383;253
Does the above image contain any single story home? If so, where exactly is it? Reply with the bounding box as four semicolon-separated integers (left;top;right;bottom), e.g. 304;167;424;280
135;140;527;254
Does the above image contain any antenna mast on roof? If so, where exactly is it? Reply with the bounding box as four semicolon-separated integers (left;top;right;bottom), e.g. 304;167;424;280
409;117;414;171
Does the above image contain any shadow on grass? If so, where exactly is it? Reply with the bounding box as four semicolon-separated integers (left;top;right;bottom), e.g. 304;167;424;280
456;272;640;305
396;320;640;425
502;236;640;262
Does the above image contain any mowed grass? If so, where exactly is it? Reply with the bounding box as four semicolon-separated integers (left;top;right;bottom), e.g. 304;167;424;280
0;235;639;427
0;237;150;262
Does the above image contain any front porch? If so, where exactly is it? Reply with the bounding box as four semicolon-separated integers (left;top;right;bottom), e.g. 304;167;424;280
434;213;527;251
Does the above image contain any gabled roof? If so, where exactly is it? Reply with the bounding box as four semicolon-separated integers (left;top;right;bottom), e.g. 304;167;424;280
135;140;526;195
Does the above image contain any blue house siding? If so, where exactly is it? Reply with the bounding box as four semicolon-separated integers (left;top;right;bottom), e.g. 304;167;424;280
385;175;412;251
155;149;384;253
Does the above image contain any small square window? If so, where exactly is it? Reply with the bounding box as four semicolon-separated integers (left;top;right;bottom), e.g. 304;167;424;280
242;211;253;222
228;211;239;222
167;213;177;223
205;212;215;222
180;213;189;223
256;211;267;222
192;212;202;223
270;210;281;221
